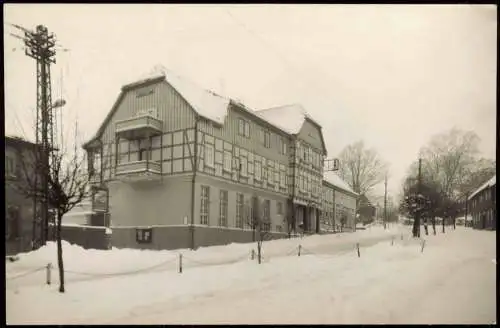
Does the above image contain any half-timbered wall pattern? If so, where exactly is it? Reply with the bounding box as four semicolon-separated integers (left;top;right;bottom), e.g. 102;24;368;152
84;74;356;238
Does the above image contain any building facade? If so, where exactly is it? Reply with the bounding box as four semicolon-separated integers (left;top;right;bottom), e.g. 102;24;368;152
5;136;40;255
322;172;358;232
83;67;341;250
468;175;496;230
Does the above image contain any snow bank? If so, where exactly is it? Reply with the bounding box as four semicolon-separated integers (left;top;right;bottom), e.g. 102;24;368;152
6;227;496;324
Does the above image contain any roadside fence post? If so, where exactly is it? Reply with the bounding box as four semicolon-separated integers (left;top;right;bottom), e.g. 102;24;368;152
46;263;52;285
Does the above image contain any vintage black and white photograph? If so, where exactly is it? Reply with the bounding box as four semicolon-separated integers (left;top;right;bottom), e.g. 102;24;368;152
5;4;497;325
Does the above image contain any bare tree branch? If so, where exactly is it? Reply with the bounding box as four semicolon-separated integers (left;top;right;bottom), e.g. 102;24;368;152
338;140;387;196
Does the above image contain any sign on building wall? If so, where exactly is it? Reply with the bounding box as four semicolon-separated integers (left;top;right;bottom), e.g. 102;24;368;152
136;228;153;244
92;188;109;213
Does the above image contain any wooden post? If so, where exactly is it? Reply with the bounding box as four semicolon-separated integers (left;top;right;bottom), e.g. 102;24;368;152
46;263;52;285
298;244;302;257
391;236;394;246
421;240;426;253
179;254;183;273
401;233;403;241
356;243;360;258
251;249;255;260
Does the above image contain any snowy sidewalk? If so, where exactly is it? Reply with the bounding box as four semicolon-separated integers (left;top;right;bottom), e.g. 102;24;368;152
7;226;495;325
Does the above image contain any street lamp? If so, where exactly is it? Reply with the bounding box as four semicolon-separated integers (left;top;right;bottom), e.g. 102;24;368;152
50;98;66;152
51;99;66;109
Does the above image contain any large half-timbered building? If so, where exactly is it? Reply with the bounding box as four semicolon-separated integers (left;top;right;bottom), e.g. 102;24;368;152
83;67;356;249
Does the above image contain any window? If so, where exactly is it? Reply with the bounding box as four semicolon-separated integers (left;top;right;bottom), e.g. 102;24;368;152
238;118;250;138
268;166;274;185
255;161;262;181
264;131;271;148
200;186;210;225
223;151;232;172
277;202;283;215
6;155;16;177
280;171;286;188
205;144;214;167
138;148;151;161
219;190;228;227
263;200;270;219
136;228;153;244
279;138;287;155
236;193;244;228
274;170;279;186
240;157;248;176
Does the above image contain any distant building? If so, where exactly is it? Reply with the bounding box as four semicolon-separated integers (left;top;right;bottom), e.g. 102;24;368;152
5;136;41;255
468;175;496;230
322;172;358;232
358;194;376;224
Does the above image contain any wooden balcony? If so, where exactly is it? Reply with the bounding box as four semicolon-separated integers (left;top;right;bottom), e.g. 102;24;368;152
115;160;162;183
115;115;163;140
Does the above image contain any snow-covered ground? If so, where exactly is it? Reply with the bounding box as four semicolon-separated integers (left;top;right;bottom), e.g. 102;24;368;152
6;224;496;325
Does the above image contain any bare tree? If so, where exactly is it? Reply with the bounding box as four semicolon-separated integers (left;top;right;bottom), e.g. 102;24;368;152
15;126;95;293
338;140;387;199
419;128;480;196
244;195;272;264
416;128;481;232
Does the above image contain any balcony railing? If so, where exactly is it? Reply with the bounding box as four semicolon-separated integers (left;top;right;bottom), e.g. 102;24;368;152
115;115;163;139
115;160;162;182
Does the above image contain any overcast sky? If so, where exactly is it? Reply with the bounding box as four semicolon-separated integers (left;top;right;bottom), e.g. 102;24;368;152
4;4;497;197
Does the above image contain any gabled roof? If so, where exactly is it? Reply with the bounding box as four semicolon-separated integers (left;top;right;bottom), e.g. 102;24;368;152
323;171;358;197
145;66;231;125
255;104;327;155
5;135;41;150
255;103;319;134
468;175;496;200
83;66;327;155
83;65;230;148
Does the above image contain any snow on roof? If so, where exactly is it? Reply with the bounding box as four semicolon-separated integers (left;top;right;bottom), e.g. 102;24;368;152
255;104;311;135
133;65;230;125
323;171;358;196
468;175;496;200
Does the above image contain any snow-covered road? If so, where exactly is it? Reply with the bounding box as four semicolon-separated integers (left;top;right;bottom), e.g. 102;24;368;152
6;225;496;325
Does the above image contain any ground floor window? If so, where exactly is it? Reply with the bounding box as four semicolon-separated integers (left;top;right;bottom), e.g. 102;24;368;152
236;193;244;229
219;190;228;227
200;186;210;225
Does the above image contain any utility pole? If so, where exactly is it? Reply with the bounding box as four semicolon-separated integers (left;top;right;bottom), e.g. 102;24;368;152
384;174;388;230
11;24;58;248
